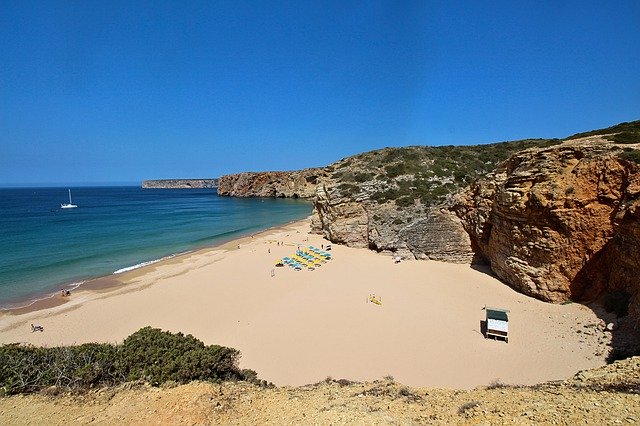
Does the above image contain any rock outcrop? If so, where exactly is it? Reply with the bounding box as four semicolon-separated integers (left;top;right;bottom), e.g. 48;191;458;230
142;179;218;189
311;183;474;262
453;140;640;309
217;168;325;198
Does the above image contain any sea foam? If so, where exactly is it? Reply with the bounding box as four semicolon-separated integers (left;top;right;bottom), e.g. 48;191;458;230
113;256;174;274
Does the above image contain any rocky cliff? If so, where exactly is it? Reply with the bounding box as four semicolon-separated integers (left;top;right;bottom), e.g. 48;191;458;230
311;181;474;262
217;168;325;198
453;138;640;309
310;141;561;262
142;179;218;189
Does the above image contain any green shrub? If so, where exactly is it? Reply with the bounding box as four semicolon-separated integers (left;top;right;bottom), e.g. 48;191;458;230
619;149;640;164
353;172;373;183
0;327;254;395
384;163;406;178
394;196;414;208
120;327;248;385
607;132;640;144
0;342;121;394
567;120;640;140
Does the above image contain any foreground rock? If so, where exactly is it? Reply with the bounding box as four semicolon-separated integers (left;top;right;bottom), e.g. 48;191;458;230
1;357;638;425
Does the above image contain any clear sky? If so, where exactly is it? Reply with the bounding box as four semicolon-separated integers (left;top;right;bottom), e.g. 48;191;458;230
1;1;639;186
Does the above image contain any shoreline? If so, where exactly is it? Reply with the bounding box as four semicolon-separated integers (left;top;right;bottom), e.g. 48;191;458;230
0;217;311;316
0;218;614;389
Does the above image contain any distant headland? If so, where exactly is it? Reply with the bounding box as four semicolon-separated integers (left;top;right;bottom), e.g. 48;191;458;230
141;179;218;189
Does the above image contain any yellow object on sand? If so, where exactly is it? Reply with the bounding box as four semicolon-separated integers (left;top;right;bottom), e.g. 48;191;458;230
369;295;382;306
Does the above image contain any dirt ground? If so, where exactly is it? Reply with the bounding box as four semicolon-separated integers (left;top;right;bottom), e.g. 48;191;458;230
1;357;639;425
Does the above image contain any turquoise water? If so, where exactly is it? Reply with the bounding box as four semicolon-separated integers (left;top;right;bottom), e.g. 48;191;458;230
0;187;312;309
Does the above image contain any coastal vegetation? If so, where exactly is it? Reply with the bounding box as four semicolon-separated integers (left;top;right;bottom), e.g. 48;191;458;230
328;138;562;206
620;147;640;164
0;327;260;395
567;120;640;142
325;121;640;208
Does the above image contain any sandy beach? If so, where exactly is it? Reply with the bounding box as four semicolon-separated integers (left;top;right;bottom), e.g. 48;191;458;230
0;219;611;389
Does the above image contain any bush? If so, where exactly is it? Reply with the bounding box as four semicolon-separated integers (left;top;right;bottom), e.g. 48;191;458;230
0;342;121;394
353;172;373;183
0;327;254;395
619;149;640;164
384;163;406;178
118;327;245;385
607;132;640;144
395;196;414;208
567;120;640;140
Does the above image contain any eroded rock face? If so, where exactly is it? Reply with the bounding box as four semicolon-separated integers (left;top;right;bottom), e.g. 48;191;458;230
454;143;640;305
311;183;474;262
217;169;325;198
396;209;473;262
311;184;369;247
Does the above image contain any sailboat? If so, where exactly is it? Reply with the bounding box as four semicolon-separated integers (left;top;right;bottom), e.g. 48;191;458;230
61;189;78;209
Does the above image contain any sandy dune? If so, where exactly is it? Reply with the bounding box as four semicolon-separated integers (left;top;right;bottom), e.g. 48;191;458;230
0;220;611;388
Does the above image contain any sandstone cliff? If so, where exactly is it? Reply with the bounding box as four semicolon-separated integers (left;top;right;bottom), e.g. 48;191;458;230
142;179;218;189
310;141;561;262
453;139;640;309
217;168;325;198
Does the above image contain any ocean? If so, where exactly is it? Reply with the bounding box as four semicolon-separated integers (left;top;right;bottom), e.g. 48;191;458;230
0;186;312;309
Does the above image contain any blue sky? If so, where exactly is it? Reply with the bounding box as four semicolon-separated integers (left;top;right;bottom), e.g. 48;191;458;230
1;1;638;186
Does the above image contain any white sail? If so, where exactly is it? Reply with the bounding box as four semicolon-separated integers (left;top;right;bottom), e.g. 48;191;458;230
61;189;78;209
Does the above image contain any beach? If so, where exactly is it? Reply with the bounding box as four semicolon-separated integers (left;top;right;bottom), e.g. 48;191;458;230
0;219;611;389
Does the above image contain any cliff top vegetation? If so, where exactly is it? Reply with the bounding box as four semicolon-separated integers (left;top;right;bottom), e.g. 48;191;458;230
323;120;640;207
326;138;562;207
567;120;640;144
